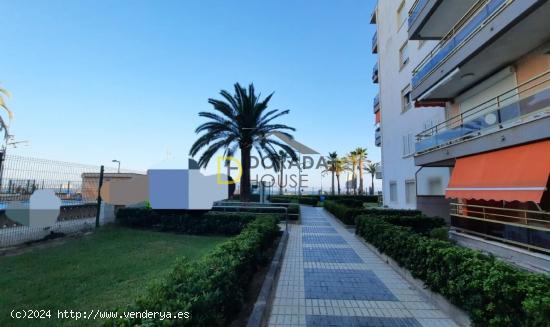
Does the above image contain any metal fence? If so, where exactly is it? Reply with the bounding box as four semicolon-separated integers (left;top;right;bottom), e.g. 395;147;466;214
0;154;136;249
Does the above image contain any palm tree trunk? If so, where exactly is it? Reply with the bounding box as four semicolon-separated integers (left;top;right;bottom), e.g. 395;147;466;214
279;161;284;195
371;174;375;195
331;172;335;196
336;174;341;195
240;146;252;201
359;164;364;195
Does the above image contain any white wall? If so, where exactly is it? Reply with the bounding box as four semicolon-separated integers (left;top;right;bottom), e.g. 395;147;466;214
375;0;447;209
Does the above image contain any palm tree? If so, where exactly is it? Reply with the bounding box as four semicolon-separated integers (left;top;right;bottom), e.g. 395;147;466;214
365;162;379;195
278;150;287;195
346;151;359;195
354;147;368;194
327;152;338;195
334;158;346;195
190;83;297;201
0;86;13;141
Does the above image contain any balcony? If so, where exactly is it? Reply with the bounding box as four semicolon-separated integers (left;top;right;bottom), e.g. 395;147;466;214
411;0;550;101
373;93;380;114
451;203;550;254
372;62;379;84
408;0;477;40
372;31;378;54
370;4;377;24
375;126;381;147
414;71;550;163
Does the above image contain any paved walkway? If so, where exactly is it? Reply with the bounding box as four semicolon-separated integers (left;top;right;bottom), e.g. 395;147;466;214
268;206;457;327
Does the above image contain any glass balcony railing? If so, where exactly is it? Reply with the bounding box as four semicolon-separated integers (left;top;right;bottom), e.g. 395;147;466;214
412;0;508;88
415;70;550;154
373;94;380;112
372;62;379;82
408;0;430;28
372;31;378;52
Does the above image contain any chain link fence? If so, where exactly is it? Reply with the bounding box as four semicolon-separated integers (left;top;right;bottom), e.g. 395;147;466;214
0;154;141;249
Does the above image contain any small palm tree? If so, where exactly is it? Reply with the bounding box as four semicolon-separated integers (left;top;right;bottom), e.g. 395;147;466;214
334;158;346;195
346;151;359;195
190;83;297;201
365;162;379;195
327;152;338;195
354;147;368;194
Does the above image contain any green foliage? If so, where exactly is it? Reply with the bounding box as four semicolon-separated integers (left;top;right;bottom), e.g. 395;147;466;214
323;200;366;225
355;217;550;326
269;195;319;206
107;216;280;327
429;227;450;241
116;208;258;236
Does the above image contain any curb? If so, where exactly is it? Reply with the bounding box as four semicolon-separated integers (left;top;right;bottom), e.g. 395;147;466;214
247;229;289;327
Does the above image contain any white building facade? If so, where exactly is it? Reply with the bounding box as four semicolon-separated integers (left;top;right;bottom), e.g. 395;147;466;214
372;0;448;210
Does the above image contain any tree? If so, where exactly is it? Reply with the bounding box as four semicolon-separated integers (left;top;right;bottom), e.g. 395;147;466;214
327;152;338;195
365;162;379;195
354;147;368;194
190;83;297;201
334;158;346;195
346;151;359;195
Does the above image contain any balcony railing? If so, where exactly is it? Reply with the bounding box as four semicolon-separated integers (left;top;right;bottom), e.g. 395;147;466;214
372;31;378;53
373;94;380;113
372;62;379;83
412;0;509;88
415;70;550;154
451;203;550;253
408;0;430;29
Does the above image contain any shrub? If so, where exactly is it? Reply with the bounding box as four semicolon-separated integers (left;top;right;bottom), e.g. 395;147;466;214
379;215;445;235
323;200;366;225
429;227;450;241
325;195;379;203
116;208;258;236
355;217;550;326
108;215;280;327
269;195;319;206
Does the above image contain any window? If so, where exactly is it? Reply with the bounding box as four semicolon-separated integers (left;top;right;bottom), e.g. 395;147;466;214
389;181;398;202
405;180;416;205
397;0;407;29
399;41;409;68
428;177;443;195
402;133;414;157
401;85;412;113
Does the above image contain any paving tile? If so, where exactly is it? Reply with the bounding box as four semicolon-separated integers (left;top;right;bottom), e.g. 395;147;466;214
304;268;397;301
303;248;363;263
303;234;348;245
306;315;422;327
302;226;337;234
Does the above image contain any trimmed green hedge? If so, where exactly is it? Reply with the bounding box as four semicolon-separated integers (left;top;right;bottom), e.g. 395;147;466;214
325;195;379;203
107;215;280;327
116;208;258;235
323;200;366;225
356;217;550;326
269;195;319;206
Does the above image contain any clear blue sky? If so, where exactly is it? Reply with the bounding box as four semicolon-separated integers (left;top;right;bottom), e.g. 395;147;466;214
1;0;378;189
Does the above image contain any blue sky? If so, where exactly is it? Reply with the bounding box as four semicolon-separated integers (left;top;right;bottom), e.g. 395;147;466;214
1;0;378;190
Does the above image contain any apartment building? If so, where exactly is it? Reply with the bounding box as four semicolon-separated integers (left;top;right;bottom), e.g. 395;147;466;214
375;0;550;266
371;0;449;210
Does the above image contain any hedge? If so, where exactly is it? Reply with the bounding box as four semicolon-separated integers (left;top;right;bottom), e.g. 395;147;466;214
269;195;319;206
323;200;366;225
116;208;258;235
356;217;550;326
325;195;379;203
107;215;280;327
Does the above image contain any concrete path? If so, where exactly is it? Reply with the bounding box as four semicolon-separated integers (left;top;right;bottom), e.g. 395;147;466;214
268;206;458;327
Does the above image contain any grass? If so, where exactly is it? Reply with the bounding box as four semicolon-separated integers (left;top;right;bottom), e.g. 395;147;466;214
0;226;228;326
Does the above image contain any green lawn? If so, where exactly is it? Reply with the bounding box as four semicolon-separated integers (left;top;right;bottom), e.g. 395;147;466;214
0;226;228;326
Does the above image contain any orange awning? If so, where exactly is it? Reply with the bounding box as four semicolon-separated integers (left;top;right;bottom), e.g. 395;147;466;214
375;111;381;124
446;140;550;203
